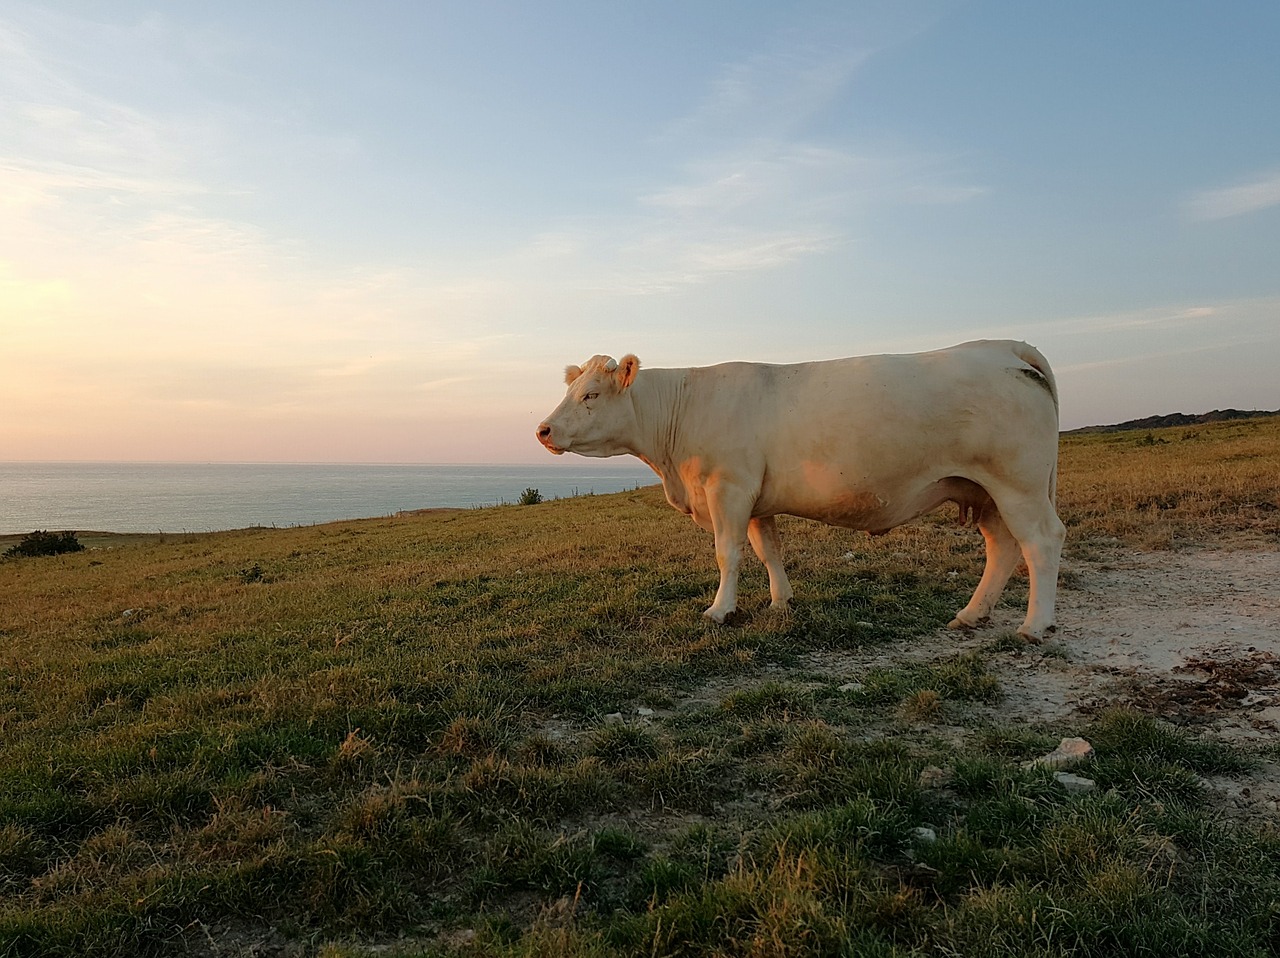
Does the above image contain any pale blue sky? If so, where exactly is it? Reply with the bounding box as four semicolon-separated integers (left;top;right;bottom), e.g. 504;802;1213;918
3;1;1277;462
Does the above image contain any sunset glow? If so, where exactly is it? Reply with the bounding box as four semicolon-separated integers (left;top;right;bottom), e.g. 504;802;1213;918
3;2;1278;463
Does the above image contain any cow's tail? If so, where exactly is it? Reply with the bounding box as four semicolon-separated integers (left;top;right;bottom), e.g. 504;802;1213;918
1012;341;1058;415
1012;341;1060;504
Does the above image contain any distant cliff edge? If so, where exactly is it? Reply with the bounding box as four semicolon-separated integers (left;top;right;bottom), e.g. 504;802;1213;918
1066;408;1280;435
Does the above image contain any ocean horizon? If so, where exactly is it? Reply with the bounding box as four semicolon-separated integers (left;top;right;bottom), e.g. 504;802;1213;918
0;461;657;535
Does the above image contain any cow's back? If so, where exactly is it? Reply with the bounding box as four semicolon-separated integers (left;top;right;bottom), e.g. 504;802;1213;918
670;340;1059;528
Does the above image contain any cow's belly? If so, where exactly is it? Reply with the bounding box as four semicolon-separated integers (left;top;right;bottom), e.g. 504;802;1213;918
758;469;989;534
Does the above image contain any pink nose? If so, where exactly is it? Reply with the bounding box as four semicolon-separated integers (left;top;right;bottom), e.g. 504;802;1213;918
537;424;551;441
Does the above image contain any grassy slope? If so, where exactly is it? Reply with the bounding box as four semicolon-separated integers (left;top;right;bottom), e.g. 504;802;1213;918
1;417;1278;957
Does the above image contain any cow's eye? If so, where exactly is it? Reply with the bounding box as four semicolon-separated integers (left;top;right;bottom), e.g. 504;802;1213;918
583;392;599;402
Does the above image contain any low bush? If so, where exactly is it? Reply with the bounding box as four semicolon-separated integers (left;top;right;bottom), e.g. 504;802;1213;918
4;530;85;558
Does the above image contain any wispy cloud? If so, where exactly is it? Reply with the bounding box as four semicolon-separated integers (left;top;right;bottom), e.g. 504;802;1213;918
555;141;979;295
1045;303;1229;336
972;297;1280;430
525;24;980;298
987;297;1280;379
589;228;838;295
1;15;203;180
641;145;866;214
0;161;199;209
663;44;871;146
1185;169;1280;221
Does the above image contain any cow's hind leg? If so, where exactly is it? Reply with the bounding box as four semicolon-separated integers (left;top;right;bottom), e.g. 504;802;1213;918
988;490;1066;641
949;506;1020;631
748;516;794;610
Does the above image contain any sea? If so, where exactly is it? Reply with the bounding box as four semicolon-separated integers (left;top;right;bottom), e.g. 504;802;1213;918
0;461;658;535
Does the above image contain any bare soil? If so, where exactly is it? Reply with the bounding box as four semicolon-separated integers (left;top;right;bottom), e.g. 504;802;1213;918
815;546;1280;817
1001;547;1280;737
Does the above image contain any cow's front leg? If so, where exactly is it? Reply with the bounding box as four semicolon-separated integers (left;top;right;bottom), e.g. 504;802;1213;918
703;483;753;623
748;516;793;610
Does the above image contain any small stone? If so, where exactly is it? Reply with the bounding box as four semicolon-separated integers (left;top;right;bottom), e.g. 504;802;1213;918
1025;737;1095;770
541;894;578;927
446;929;478;947
637;707;656;717
838;682;865;693
1147;837;1183;863
918;765;953;789
1054;771;1097;795
604;712;624;724
910;826;938;843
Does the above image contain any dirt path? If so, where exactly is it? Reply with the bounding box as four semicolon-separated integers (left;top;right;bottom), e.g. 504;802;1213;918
773;548;1280;813
944;546;1280;816
1002;548;1280;738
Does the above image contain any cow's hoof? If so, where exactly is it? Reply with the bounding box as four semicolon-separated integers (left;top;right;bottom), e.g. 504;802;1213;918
703;606;734;625
947;614;987;631
1017;623;1055;644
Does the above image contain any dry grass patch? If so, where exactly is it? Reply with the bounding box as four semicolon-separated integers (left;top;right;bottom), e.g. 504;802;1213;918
1058;417;1280;548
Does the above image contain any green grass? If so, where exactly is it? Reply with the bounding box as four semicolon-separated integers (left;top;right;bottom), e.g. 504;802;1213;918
2;419;1279;956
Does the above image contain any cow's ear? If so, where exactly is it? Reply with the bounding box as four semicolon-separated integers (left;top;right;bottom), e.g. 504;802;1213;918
616;354;640;389
564;364;584;385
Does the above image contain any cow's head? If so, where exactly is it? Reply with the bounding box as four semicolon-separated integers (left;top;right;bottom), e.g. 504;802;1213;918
536;353;640;457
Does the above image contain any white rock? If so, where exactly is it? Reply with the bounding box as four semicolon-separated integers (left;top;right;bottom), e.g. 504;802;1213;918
918;765;953;789
1054;771;1097;795
637;707;655;717
910;826;938;843
838;682;865;693
604;712;624;724
1025;737;1095;769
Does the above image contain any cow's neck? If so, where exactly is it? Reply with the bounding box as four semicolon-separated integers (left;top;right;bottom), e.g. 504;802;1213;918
626;367;691;502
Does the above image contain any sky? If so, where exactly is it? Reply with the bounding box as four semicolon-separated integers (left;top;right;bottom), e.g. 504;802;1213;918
2;1;1278;464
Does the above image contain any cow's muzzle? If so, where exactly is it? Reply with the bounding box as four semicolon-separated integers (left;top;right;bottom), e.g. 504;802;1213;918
536;423;564;454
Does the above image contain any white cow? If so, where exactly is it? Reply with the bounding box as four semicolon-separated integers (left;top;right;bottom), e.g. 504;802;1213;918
536;340;1065;640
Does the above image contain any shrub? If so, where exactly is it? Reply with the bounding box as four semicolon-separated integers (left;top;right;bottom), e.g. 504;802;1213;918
238;562;266;583
518;487;544;505
4;530;85;558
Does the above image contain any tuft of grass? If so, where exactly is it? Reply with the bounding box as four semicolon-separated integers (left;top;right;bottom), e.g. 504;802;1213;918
719;681;814;720
850;652;1002;709
587;724;660;764
1082;708;1254;805
900;688;944;722
1085;708;1253;776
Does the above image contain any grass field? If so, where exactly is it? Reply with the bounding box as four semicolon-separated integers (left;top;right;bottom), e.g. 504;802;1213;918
2;417;1279;957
